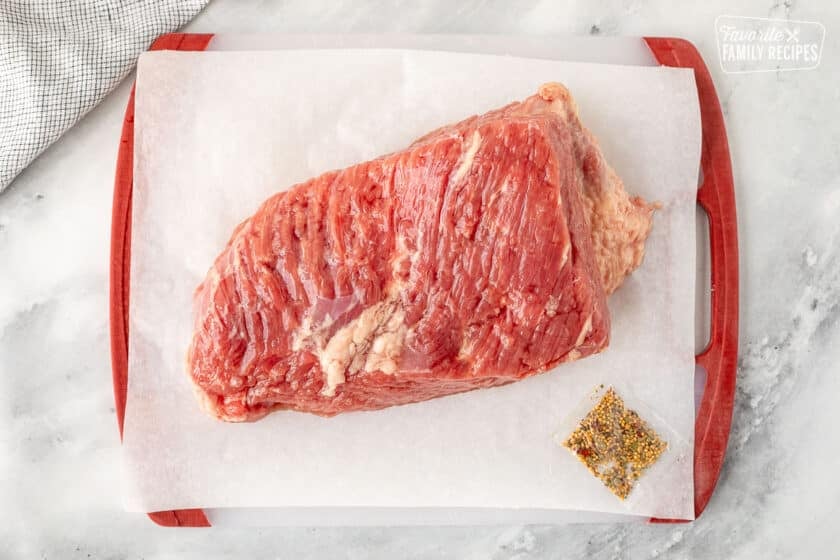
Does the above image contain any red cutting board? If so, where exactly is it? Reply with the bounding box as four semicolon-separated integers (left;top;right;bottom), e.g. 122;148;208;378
110;33;738;527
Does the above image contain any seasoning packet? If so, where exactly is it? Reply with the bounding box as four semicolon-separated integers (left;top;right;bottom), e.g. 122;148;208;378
555;384;690;506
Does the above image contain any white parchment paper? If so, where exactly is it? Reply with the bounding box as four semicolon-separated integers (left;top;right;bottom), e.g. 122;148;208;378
125;49;700;520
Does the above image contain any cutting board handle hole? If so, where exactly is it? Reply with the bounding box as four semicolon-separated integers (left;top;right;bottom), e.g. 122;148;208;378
695;204;711;355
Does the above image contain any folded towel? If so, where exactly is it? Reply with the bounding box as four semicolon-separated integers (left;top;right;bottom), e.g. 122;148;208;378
0;0;208;192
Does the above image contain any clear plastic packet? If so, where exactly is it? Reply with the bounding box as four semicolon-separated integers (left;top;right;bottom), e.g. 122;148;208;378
554;383;693;514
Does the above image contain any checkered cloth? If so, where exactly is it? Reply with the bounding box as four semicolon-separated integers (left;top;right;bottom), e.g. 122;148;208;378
0;0;208;192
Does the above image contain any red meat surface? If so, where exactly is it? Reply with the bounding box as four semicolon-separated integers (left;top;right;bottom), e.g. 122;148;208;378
187;83;656;421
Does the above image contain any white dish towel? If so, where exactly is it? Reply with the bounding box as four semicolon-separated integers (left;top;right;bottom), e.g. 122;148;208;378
0;0;208;192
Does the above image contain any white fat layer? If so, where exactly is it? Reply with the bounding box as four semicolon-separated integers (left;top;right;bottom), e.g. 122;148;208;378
559;240;570;271
291;315;312;352
565;349;582;362
392;234;411;277
545;295;560;317
363;308;407;374
452;130;482;183
318;300;407;397
575;313;593;347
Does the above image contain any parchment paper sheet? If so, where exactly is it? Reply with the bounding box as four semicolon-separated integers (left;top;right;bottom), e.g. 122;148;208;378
125;49;701;520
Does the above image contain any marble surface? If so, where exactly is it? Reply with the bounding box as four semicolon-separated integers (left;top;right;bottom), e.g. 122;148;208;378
1;1;838;557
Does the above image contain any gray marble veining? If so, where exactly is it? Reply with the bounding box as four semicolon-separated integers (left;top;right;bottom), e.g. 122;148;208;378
1;1;838;558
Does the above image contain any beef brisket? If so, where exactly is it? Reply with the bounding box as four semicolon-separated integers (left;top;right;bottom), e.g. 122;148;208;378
187;83;656;421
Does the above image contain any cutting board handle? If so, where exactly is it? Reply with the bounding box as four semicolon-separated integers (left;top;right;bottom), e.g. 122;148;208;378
644;37;740;522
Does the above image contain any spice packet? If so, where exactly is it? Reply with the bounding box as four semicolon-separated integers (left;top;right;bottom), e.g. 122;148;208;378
555;384;691;509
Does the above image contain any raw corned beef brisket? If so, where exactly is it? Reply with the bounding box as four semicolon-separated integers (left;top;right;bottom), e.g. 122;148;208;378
187;83;656;421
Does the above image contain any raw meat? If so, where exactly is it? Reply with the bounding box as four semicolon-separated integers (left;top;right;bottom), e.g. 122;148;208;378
187;83;656;421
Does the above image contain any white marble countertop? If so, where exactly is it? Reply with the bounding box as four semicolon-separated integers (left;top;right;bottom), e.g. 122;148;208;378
1;1;838;558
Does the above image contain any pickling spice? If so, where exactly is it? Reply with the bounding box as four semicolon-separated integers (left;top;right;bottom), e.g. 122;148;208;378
563;387;667;500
